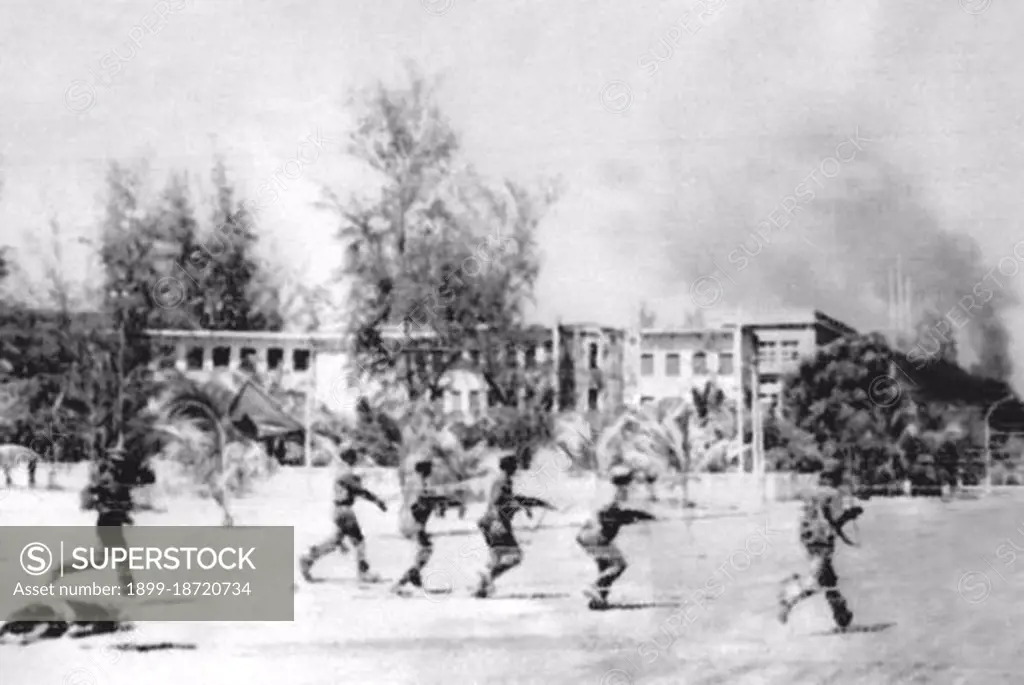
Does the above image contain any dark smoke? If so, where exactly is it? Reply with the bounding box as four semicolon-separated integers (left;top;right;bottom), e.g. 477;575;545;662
530;0;1023;388
653;115;1016;382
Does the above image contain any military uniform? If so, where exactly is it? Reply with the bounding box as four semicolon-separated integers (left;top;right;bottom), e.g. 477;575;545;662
394;472;437;591
300;460;384;583
778;468;858;629
476;471;523;592
577;466;655;609
474;454;554;598
391;460;462;595
52;451;134;593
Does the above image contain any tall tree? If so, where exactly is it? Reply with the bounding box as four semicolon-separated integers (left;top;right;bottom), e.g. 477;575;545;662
323;64;561;469
324;64;558;406
192;157;282;331
147;172;206;331
100;162;171;338
779;333;909;486
95;161;168;454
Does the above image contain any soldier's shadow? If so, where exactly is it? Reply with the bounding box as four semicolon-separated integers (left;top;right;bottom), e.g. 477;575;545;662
313;578;452;595
112;641;198;652
811;621;896;636
497;592;572;600
603;601;684;611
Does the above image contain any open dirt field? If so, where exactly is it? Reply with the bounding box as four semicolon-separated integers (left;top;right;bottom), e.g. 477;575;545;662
2;466;1023;684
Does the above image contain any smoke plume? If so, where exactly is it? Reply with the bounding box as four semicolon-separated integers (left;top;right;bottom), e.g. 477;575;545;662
531;0;1023;388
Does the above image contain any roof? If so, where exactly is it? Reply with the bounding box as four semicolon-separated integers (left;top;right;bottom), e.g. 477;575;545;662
704;308;857;335
642;326;749;337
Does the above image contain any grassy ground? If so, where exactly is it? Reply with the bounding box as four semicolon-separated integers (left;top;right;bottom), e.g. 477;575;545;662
2;466;1024;684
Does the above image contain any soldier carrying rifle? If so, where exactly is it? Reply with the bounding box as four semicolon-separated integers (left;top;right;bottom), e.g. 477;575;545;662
473;451;556;598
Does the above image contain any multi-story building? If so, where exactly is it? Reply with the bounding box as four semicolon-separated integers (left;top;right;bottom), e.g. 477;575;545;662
635;327;759;406
145;321;627;420
630;309;856;406
554;323;627;413
704;309;857;404
143;309;854;419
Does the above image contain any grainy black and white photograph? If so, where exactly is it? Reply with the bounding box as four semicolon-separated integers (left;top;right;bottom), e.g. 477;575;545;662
1;0;1023;682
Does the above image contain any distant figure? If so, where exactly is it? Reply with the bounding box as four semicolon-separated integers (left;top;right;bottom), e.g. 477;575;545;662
0;444;40;488
50;437;135;595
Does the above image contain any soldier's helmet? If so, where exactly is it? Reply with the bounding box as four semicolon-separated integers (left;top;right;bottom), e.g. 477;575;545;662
609;464;634;486
339;442;359;463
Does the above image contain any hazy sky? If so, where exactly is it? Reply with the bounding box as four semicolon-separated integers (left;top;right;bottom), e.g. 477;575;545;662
3;0;1023;342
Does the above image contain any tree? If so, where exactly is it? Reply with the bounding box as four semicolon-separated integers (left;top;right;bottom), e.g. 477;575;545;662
148;172;204;331
189;157;282;331
88;160;174;471
323;64;560;466
100;161;180;338
777;331;992;496
277;278;339;332
778;333;909;491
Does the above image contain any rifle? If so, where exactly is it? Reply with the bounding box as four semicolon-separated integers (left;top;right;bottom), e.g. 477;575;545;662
514;495;557;518
619;508;657;525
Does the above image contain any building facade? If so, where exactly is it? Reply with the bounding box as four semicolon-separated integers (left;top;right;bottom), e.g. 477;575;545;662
555;323;627;413
707;309;856;404
635;327;759;406
144;309;854;419
145;321;628;420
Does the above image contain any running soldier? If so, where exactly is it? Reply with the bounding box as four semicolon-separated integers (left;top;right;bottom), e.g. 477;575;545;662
390;453;465;596
300;444;388;583
473;452;556;598
49;437;135;594
777;459;864;629
577;465;657;610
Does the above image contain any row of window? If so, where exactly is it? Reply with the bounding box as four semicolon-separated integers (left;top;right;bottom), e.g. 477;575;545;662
171;346;312;372
757;340;800;366
392;342;560;372
640;351;735;377
162;338;618;377
639;392;777;405
442;385;604;418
